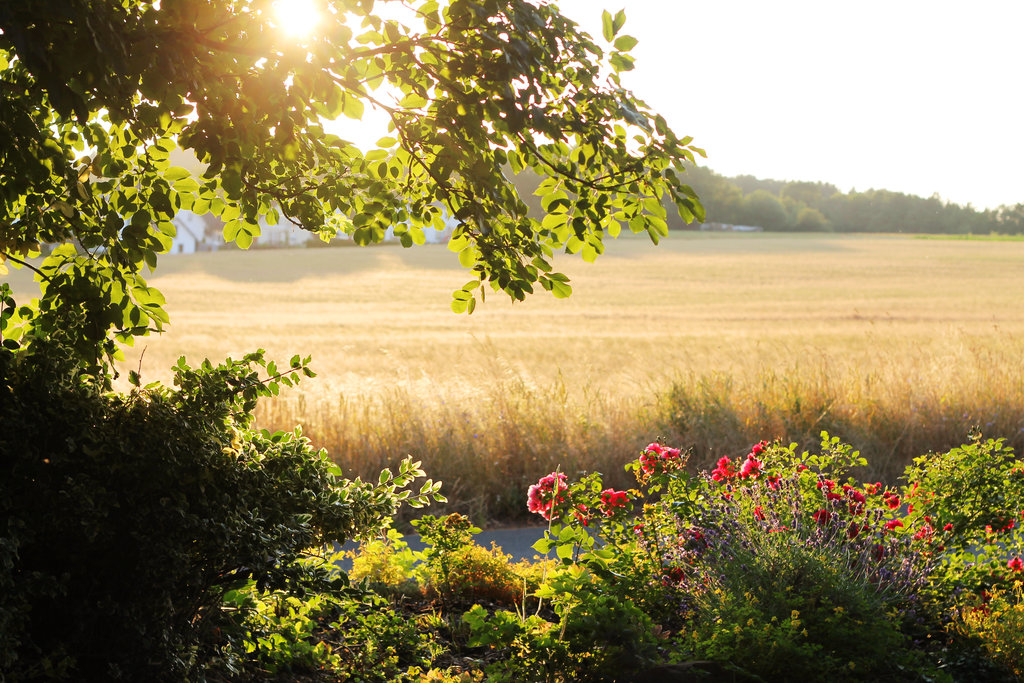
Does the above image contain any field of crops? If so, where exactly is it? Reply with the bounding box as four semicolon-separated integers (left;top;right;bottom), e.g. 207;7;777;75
10;232;1024;522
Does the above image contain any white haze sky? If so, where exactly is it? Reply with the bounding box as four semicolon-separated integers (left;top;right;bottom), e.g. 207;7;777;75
554;0;1024;209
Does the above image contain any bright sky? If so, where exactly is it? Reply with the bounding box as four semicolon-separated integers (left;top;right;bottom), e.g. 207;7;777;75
554;0;1023;209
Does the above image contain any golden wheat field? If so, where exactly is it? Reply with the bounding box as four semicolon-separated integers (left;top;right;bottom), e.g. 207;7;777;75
8;232;1024;522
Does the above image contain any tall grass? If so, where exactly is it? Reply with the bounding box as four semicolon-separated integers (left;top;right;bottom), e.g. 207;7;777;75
11;233;1023;524
256;333;1024;524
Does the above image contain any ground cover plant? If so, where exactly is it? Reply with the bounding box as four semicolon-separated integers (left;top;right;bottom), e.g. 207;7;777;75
277;434;1024;682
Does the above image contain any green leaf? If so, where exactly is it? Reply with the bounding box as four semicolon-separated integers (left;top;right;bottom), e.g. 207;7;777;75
550;280;572;298
613;35;638;51
612;9;627;35
458;247;476;268
173;177;199;193
342;95;365;119
601;10;615;41
163;167;190;182
532;537;555;554
222;220;241;241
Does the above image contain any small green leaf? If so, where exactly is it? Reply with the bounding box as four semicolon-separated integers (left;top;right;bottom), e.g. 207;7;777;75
613;35;638;51
164;166;190;182
550;280;572;298
601;10;614;41
612;9;627;34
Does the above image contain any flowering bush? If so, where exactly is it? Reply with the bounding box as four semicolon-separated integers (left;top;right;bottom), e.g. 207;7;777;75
305;433;1024;681
521;433;1024;680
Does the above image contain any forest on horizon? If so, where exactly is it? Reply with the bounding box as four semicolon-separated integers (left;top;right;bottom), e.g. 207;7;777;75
674;165;1024;234
515;164;1023;235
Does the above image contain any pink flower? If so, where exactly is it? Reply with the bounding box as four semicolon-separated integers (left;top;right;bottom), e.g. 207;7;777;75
599;488;629;516
640;442;682;474
711;456;736;482
527;472;568;520
739;454;762;479
812;509;832;525
1008;557;1024;572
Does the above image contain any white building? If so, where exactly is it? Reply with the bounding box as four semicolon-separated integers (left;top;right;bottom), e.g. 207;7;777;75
169;210;221;254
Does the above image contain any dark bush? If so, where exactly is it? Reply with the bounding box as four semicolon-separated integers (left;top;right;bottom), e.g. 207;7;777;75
0;341;408;680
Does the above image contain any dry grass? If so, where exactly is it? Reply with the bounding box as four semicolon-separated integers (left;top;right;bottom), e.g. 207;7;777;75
8;233;1024;522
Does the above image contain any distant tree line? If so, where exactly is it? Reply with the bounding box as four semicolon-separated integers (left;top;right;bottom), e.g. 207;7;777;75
673;166;1024;234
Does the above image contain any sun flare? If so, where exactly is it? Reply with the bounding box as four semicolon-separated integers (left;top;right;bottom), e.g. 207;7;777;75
272;0;321;37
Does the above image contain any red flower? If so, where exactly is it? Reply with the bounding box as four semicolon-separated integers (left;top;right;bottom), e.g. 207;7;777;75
750;440;768;456
817;479;837;491
1008;557;1023;572
599;488;629;516
796;463;809;472
640;442;682;474
846;521;861;539
846;489;866;515
812;509;832;525
739;454;762;479
711;456;736;482
884;519;903;531
765;475;780;490
753;505;766;521
883;492;901;510
573;504;591;527
943;523;954;532
913;524;933;541
873;544;885;562
527;472;568;520
664;567;686;583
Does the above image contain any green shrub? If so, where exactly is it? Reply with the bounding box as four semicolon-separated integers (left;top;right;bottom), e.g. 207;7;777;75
0;341;440;680
951;582;1024;680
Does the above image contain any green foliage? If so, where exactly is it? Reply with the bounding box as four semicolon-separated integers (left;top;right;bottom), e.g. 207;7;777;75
898;435;1024;610
231;588;433;681
348;527;425;596
0;339;440;680
428;543;524;606
951;582;1024;680
1;0;704;365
